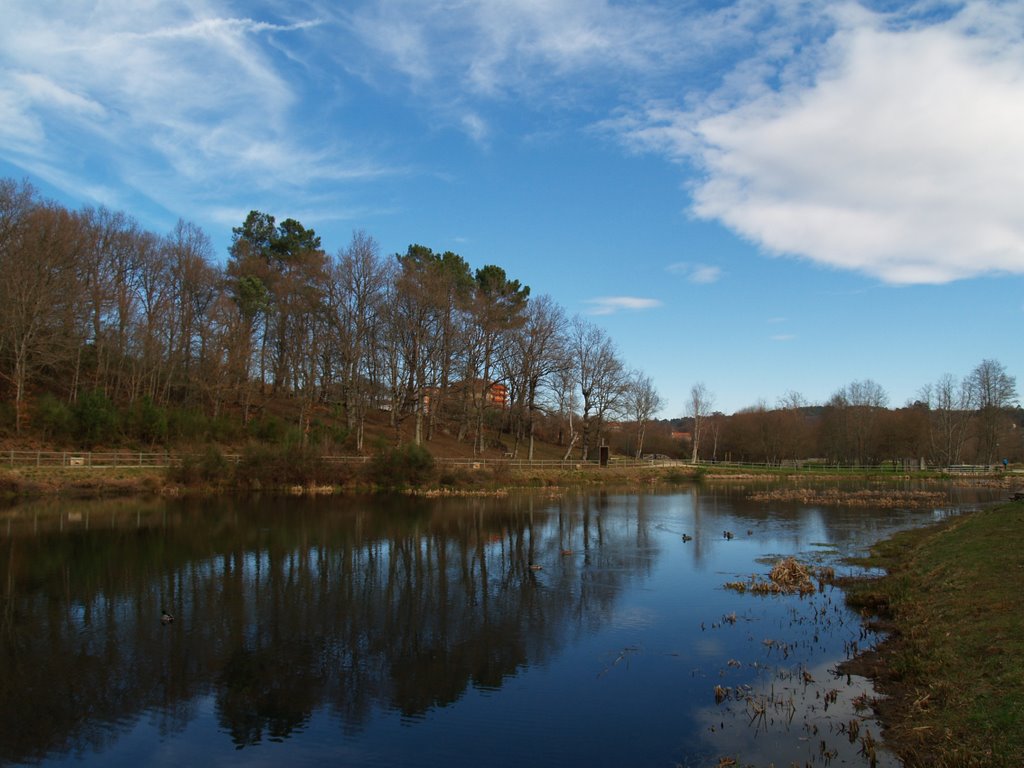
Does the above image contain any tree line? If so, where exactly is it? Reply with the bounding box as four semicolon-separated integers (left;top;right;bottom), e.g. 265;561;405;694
1;177;1018;466
0;179;659;458
673;362;1021;467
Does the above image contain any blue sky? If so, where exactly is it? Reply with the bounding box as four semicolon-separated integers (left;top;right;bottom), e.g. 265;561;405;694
2;0;1022;417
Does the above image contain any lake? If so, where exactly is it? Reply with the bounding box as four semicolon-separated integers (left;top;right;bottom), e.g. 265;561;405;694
0;482;1001;767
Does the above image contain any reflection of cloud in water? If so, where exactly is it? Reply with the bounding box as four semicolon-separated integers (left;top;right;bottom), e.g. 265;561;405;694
692;637;728;660
611;606;659;630
694;659;900;767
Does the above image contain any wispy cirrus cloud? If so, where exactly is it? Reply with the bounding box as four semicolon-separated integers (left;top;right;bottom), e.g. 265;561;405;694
0;1;391;221
338;0;794;138
343;0;685;93
584;296;662;316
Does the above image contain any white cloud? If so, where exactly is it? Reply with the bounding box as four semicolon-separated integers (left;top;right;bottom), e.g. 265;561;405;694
584;296;662;315
689;265;722;284
460;112;490;145
615;3;1024;284
667;262;722;284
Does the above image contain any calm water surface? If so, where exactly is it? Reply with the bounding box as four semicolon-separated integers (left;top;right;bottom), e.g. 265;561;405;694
0;483;1001;767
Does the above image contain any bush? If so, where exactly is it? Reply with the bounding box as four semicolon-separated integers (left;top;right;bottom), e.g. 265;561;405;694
35;394;74;442
306;418;350;451
438;470;464;487
0;401;14;436
488;460;512;486
247;415;286;444
168;407;209;444
73;389;119;447
235;444;329;488
209;414;243;443
169;445;233;486
129;396;168;445
368;443;435;489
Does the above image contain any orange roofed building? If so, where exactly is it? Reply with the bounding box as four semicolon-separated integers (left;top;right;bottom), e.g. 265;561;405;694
423;381;508;414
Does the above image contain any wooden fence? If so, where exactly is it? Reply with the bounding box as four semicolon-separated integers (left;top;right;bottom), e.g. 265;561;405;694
2;451;1012;474
1;450;648;470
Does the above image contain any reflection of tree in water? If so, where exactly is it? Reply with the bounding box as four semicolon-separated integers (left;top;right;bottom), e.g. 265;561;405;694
217;642;322;745
0;492;657;759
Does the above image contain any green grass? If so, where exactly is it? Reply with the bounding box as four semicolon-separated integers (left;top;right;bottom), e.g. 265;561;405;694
844;500;1024;767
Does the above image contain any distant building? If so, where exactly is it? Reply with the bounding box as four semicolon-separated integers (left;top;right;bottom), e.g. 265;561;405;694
485;382;508;407
423;381;508;414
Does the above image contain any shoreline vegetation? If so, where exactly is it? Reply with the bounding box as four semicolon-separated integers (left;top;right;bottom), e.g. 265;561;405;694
841;500;1024;768
2;457;1022;767
0;451;1019;499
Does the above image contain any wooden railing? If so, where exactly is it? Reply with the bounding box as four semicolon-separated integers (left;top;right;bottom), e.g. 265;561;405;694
1;451;665;470
3;450;174;468
4;451;1012;474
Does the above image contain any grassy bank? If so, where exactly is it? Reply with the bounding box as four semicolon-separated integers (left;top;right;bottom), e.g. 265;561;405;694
843;500;1024;767
2;456;1015;499
0;465;167;497
0;450;710;498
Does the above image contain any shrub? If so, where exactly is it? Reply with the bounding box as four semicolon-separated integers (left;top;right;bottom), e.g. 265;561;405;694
200;444;232;479
73;389;119;447
209;414;244;443
368;443;435;489
235;444;329;488
247;415;286;444
488;460;512;486
306;418;350;452
438;467;479;488
168;445;233;486
0;401;14;436
168;407;209;444
129;396;168;445
35;394;74;442
438;470;462;487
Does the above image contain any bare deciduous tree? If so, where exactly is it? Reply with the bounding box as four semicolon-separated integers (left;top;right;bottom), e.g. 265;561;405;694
505;294;566;459
0;200;81;432
919;373;973;466
567;316;623;461
689;382;714;462
330;230;390;450
627;372;661;458
823;379;888;464
967;359;1018;464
